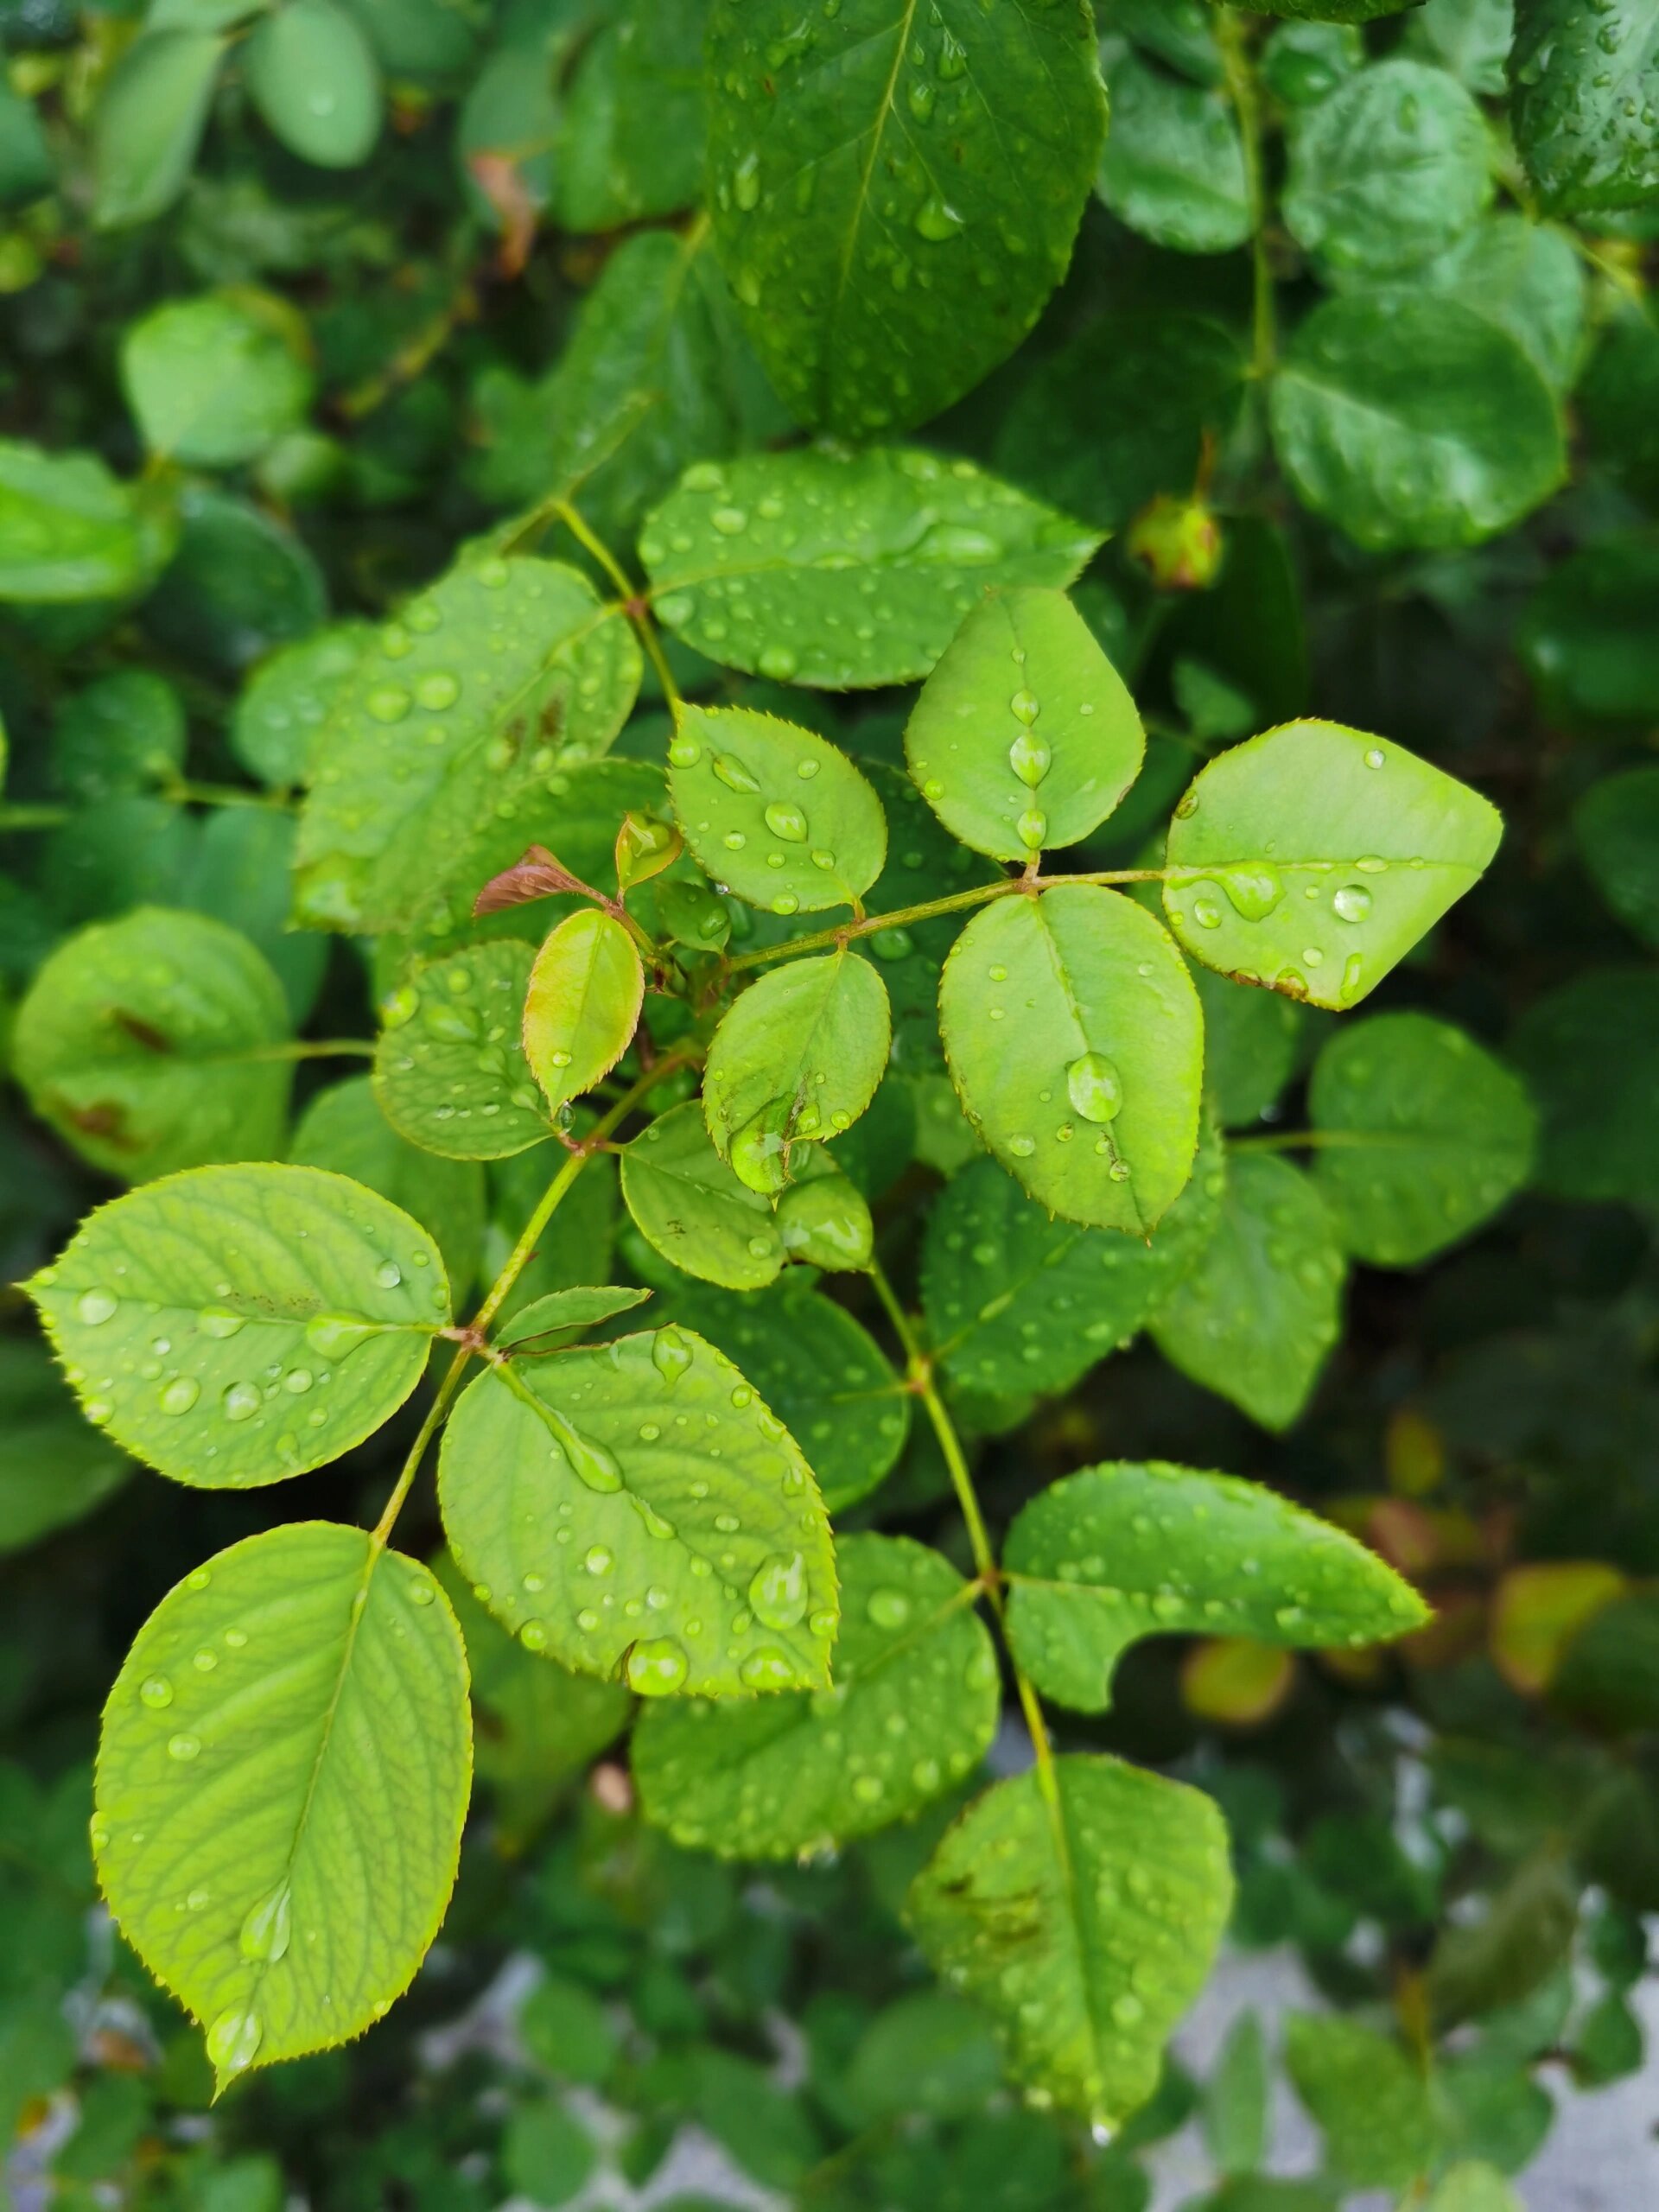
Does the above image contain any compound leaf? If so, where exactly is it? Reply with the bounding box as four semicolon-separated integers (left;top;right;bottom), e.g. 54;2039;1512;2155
1307;1013;1535;1264
1150;1153;1344;1431
620;1099;784;1290
436;1325;836;1696
703;954;891;1194
1004;1460;1427;1713
922;1117;1226;1399
939;887;1203;1233
12;907;292;1183
634;1534;996;1857
907;1755;1232;2130
294;555;640;934
290;1077;485;1304
1162;719;1503;1010
668;703;887;914
643;448;1100;690
94;1523;470;2091
703;0;1104;435
374;940;550;1160
905;588;1144;862
523;909;643;1115
27;1163;449;1488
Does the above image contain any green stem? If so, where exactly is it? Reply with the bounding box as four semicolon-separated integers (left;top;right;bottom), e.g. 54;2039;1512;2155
724;868;1172;976
1218;9;1275;382
552;497;684;715
247;1039;377;1063
0;804;71;831
369;1050;696;1546
162;779;296;811
1230;1127;1421;1154
864;1259;1066;1832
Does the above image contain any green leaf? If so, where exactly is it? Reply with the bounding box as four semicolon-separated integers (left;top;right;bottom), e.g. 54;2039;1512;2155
1161;719;1503;1010
904;589;1144;862
620;1097;785;1289
1404;0;1516;94
1271;292;1565;551
143;486;325;676
773;1156;875;1274
1096;50;1251;256
1203;2011;1270;2178
1575;765;1659;946
1283;60;1491;275
1004;1460;1427;1713
939;886;1204;1233
52;671;186;803
906;1754;1232;2128
1581;306;1659;511
668;704;887;915
635;1533;995;1856
1261;19;1365;103
11;907;293;1182
654;1279;908;1514
92;29;225;229
1233;0;1421;16
374;940;551;1160
523;909;643;1115
1509;969;1659;1210
497;1286;652;1349
0;78;53;206
455;39;558;232
1510;0;1659;215
921;1118;1225;1399
27;1162;448;1488
704;954;891;1194
1520;537;1659;726
1193;969;1307;1128
436;1323;836;1695
0;438;175;602
1306;1013;1535;1264
93;1522;470;2090
1150;1153;1344;1430
245;0;383;168
703;0;1104;435
556;0;704;232
290;1077;485;1306
122;289;315;467
181;805;327;1028
996;312;1246;536
1426;2168;1524;2212
1283;2015;1440;2190
488;1136;620;1325
1420;214;1587;394
0;1337;130;1556
230;624;370;789
643;448;1101;690
294;554;640;933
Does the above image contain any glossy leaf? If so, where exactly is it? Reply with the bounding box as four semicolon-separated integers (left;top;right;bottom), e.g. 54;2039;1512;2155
556;0;704;232
643;448;1100;690
374;940;550;1160
636;1534;994;1856
656;1279;907;1515
12;908;292;1182
1509;969;1659;1211
1096;50;1251;255
939;886;1204;1233
703;0;1104;435
1271;292;1565;551
143;486;325;674
1575;765;1659;947
922;1119;1226;1399
1421;214;1587;394
27;1163;448;1488
1283;60;1491;275
1307;1014;1535;1264
294;555;640;934
290;1077;485;1305
496;1286;652;1350
0;439;175;602
1510;0;1659;215
907;1755;1232;2128
52;671;185;802
1004;1460;1427;1713
1404;0;1516;93
1150;1154;1345;1431
667;703;887;915
0;1338;130;1556
94;1523;470;2090
92;29;224;229
620;1099;785;1290
121;290;315;467
437;1325;836;1695
230;624;370;789
523;909;643;1116
245;0;383;168
1162;719;1503;1010
904;589;1144;862
703;954;891;1194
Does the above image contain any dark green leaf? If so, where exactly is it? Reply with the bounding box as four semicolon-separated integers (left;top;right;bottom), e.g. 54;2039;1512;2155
1509;969;1659;1210
0;439;175;602
0;1337;130;1556
556;0;705;232
1283;60;1492;275
1520;538;1659;726
1575;764;1659;946
230;623;371;789
121;289;315;467
1096;50;1250;255
375;940;550;1159
1420;214;1587;393
1510;0;1659;215
245;0;384;168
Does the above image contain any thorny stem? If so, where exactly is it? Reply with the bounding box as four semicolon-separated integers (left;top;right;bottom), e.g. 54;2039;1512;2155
1218;10;1275;383
723;868;1173;976
865;1259;1067;1834
369;1048;697;1548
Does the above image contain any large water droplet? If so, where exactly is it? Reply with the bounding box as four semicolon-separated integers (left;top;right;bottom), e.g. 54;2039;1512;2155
652;1327;692;1384
545;1405;621;1492
198;1307;246;1339
1332;883;1371;923
868;1586;912;1630
730;1101;792;1195
161;1375;200;1415
75;1287;118;1326
207;2007;263;2076
139;1674;174;1710
304;1313;380;1359
713;753;760;794
740;1645;800;1690
1219;865;1285;921
222;1382;261;1423
1008;728;1051;787
239;1882;291;1963
1016;808;1047;849
914;194;963;240
627;1638;689;1695
1066;1052;1123;1124
168;1732;201;1762
763;801;808;842
749;1552;809;1631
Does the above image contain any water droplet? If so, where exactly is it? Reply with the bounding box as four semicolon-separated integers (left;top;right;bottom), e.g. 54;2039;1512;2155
1364;747;1385;769
222;1382;261;1423
1220;865;1284;922
763;801;808;842
375;1261;403;1290
1007;1134;1036;1158
713;753;760;794
304;1313;379;1359
732;149;760;209
668;732;702;768
740;1646;800;1690
1066;1052;1123;1124
914;193;963;240
545;1406;622;1492
283;1368;314;1395
868;1586;912;1630
366;686;410;725
749;1552;809;1630
1192;895;1222;930
198;1306;245;1339
584;1545;613;1576
168;1732;201;1761
239;1882;291;1962
627;1638;689;1695
1016;807;1046;849
653;1327;693;1384
416;671;459;711
1332;884;1371;923
139;1674;174;1709
520;1618;549;1651
1008;728;1050;787
75;1288;118;1326
160;1375;200;1414
207;2008;263;2077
